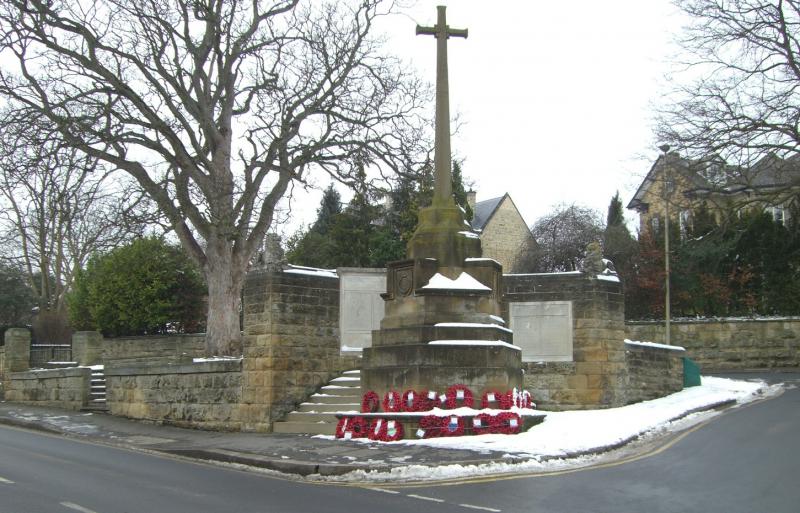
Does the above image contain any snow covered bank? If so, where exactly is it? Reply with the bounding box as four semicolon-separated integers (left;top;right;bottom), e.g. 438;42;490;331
319;376;780;482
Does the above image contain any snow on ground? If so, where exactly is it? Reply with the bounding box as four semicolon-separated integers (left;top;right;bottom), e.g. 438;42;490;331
316;376;781;482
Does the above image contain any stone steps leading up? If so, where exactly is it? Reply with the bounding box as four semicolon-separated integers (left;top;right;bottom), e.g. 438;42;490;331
272;370;361;435
82;367;109;413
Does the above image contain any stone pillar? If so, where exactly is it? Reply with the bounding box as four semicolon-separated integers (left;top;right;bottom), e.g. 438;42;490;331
72;331;104;366
4;328;31;373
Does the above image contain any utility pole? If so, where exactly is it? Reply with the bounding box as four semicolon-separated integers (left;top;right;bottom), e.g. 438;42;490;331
659;144;671;346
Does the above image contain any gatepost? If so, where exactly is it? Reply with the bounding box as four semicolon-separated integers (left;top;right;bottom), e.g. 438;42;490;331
4;328;31;374
72;331;104;366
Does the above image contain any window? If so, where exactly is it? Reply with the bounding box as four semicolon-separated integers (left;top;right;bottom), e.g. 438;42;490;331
651;216;660;232
769;206;786;226
679;210;691;237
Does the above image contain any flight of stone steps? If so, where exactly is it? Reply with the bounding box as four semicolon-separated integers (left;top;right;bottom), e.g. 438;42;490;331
272;370;362;435
83;366;109;413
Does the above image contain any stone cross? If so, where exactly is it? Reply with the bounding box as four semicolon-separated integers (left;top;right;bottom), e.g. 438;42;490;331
417;6;467;207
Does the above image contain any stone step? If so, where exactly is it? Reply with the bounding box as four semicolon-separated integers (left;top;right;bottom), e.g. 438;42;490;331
309;394;364;404
319;385;362;397
285;411;354;423
329;376;361;385
298;402;360;413
272;421;337;436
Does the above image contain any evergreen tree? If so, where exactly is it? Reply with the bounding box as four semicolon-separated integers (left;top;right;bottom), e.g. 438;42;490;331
68;238;206;337
286;185;342;267
603;192;637;279
313;184;342;235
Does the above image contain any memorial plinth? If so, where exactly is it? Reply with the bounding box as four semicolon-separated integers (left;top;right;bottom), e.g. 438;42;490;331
361;7;522;400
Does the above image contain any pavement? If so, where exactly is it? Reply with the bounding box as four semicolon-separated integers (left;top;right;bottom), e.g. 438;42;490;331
0;402;531;478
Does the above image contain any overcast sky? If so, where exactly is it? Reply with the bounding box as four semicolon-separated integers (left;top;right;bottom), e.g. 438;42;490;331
281;0;689;236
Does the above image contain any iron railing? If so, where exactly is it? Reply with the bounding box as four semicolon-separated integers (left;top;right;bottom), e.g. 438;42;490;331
29;344;73;368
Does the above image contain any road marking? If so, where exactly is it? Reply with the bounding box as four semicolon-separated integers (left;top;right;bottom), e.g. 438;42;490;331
459;504;501;512
60;502;100;513
0;477;15;484
364;487;400;495
406;494;445;503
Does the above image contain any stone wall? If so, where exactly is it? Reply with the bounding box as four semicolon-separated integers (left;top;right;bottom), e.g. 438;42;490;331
504;273;630;410
238;267;360;431
480;196;533;271
105;360;242;430
102;334;207;366
624;341;685;403
0;346;5;398
626;318;800;370
4;367;91;410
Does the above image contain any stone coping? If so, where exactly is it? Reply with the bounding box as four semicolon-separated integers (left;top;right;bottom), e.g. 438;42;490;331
11;367;91;379
624;340;687;353
103;333;208;342
105;359;242;376
626;317;800;325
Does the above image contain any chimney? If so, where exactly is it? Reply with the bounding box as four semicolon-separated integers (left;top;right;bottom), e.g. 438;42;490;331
467;190;477;211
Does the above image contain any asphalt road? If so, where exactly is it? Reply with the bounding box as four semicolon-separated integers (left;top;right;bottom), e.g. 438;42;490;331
1;372;798;513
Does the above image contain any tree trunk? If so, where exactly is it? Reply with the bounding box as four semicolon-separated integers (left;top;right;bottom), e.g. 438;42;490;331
203;240;245;356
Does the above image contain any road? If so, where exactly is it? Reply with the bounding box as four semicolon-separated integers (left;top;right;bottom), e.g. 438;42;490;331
1;372;798;513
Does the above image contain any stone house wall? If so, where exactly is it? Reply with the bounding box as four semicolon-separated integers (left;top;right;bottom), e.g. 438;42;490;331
105;360;242;430
503;273;632;410
4;367;91;410
480;197;533;272
626;319;800;370
237;268;360;432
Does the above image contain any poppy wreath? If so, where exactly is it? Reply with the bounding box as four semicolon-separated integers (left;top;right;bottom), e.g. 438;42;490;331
382;390;402;412
422;390;439;411
480;390;505;409
401;389;429;412
417;415;446;438
498;390;515;410
471;413;495;435
368;418;405;442
361;391;380;413
336;416;369;439
335;417;350;438
444;384;474;409
493;412;522;434
441;415;466;436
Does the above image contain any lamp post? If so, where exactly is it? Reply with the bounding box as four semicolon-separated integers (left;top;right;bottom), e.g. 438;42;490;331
659;144;671;346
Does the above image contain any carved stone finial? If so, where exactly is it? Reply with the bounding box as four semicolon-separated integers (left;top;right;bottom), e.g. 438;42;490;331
259;233;286;271
581;241;605;275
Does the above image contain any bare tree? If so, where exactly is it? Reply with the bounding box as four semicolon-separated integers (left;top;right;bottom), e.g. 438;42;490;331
517;204;604;273
0;113;151;327
656;0;800;167
0;0;430;354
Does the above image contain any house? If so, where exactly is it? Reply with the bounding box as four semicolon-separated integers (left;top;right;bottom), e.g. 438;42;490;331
468;192;534;272
627;152;800;234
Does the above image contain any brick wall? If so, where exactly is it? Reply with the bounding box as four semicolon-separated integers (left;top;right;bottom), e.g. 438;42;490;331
105;360;242;430
626;318;800;370
480;197;533;271
237;268;360;432
4;367;91;410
